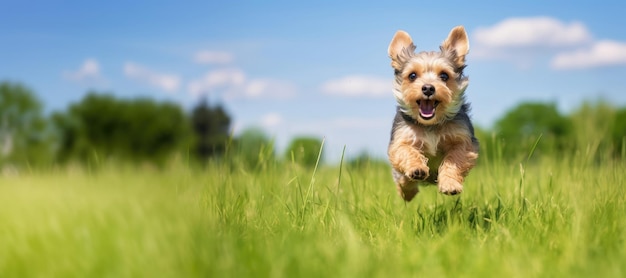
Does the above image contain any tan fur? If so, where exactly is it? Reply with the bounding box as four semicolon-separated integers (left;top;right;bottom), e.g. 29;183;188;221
441;26;470;68
387;26;479;201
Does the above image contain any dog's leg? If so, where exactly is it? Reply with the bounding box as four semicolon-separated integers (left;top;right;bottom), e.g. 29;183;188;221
392;168;419;201
388;138;429;201
437;141;478;195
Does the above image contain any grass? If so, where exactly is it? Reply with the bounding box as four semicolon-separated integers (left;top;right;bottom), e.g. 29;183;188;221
1;151;625;277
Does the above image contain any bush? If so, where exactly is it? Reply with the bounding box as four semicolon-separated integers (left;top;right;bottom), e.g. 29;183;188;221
284;136;323;167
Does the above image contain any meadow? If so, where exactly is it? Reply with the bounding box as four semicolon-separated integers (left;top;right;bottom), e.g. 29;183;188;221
1;149;625;277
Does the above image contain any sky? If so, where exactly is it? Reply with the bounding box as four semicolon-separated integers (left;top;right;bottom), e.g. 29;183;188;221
2;1;626;162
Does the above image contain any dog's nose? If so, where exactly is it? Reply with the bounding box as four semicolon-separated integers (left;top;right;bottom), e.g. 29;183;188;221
422;84;435;96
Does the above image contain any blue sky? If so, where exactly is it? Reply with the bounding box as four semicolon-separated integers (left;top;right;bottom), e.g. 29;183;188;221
2;1;626;161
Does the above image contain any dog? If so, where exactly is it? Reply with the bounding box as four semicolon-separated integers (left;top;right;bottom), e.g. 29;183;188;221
387;26;479;201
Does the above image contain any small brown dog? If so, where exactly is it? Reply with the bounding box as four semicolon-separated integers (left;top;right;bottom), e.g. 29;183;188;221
387;26;479;201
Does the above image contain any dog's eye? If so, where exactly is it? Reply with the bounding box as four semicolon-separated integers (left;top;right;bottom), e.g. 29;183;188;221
439;72;449;82
408;72;417;81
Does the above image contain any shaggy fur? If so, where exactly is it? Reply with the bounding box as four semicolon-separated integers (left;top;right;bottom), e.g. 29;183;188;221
387;26;479;201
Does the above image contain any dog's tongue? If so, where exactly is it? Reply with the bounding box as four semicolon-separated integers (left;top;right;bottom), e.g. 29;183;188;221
419;100;435;118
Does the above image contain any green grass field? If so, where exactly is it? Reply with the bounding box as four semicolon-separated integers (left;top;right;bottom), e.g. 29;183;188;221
1;151;625;277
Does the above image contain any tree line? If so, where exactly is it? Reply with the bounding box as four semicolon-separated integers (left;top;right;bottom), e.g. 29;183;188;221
1;80;626;170
476;101;626;163
0;81;323;169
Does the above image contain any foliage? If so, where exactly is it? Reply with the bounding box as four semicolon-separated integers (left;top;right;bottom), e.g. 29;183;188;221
0;82;53;166
233;127;275;170
53;92;190;164
347;150;372;168
284;136;324;167
346;150;388;169
612;107;626;157
473;125;500;164
569;100;615;158
190;98;231;162
494;102;572;160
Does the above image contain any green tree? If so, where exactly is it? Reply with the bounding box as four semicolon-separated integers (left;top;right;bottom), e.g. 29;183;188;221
473;125;500;163
494;102;572;158
569;101;615;158
611;107;626;158
235;127;275;169
285;136;323;167
347;150;372;169
54;92;190;164
190;98;231;161
0;82;53;166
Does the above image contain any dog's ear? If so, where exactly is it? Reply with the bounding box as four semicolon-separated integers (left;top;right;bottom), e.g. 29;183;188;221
388;30;415;71
441;25;469;67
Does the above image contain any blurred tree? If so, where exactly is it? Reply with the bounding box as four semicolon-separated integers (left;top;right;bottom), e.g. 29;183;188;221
494;102;572;158
285;136;323;167
347;150;373;169
191;98;231;161
347;152;389;170
54;92;190;164
0;82;53;166
235;127;275;169
611;107;626;158
472;125;500;163
569;101;615;158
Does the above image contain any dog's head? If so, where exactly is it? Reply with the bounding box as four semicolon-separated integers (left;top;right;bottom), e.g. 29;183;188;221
388;26;470;126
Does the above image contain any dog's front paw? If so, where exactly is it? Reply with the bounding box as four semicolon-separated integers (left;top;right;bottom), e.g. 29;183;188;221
438;178;463;195
406;166;429;181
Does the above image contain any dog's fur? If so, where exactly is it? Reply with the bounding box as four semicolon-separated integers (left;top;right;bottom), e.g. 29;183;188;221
387;26;479;201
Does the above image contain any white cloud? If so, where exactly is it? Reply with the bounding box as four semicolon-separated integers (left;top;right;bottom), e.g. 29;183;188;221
194;50;234;64
321;75;391;97
473;17;592;49
242;79;295;99
123;62;181;93
260;112;283;129
63;58;106;84
470;17;614;69
187;68;246;97
551;40;626;69
187;68;295;99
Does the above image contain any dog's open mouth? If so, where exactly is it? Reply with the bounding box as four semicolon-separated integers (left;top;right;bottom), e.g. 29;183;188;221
418;100;439;120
